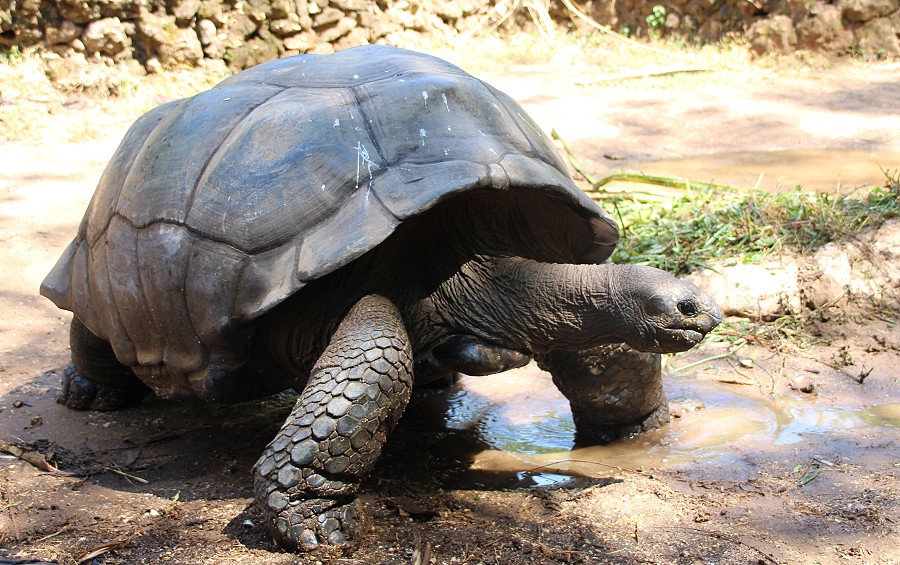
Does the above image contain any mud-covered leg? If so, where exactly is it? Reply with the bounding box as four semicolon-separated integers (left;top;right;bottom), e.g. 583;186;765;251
254;295;413;551
537;343;668;445
59;317;150;410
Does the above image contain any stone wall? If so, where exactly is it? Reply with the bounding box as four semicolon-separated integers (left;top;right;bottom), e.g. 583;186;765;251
1;1;504;71
1;0;897;73
606;0;898;57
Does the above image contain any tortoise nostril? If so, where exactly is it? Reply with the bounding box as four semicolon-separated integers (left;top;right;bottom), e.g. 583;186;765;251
677;299;699;317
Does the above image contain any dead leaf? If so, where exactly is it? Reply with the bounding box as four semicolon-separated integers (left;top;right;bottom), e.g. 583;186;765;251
77;539;131;564
0;441;58;472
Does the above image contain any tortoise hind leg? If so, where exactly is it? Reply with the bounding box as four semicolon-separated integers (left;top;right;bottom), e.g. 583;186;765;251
537;343;668;445
59;317;150;410
254;294;413;551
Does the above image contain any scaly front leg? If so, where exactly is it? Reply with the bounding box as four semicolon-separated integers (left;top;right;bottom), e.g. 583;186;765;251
253;295;413;551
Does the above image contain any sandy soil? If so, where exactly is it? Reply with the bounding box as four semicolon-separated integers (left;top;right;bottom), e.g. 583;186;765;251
0;48;898;564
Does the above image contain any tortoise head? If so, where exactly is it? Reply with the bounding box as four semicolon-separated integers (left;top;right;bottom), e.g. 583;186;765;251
610;265;723;353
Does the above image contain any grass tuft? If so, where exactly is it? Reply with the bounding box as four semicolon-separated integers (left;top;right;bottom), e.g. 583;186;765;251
607;169;900;275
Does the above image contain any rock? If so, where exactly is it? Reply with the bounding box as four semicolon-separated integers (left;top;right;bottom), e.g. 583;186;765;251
197;0;228;26
330;0;367;11
136;11;203;66
853;16;900;58
840;0;897;23
8;0;41;45
81;17;133;57
334;26;370;50
57;0;143;23
697;18;724;41
0;2;12;37
358;10;402;39
789;375;815;393
197;19;225;59
282;31;314;52
145;56;162;73
169;0;202;22
434;2;464;20
270;17;305;37
686;258;801;320
46;21;84;45
226;36;280;70
747;15;797;55
313;6;344;28
796;4;852;51
318;16;357;42
220;12;259;47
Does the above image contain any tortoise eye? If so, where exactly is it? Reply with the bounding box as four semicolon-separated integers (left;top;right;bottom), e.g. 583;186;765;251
677;300;699;317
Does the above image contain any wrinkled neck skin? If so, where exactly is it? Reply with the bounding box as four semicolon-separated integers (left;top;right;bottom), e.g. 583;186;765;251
419;255;631;355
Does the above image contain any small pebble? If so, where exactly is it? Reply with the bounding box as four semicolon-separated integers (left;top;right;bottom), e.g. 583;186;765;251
739;358;754;368
790;375;815;393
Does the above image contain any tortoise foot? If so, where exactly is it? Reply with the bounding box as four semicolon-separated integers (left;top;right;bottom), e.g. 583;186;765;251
58;364;149;411
573;400;670;445
269;496;357;551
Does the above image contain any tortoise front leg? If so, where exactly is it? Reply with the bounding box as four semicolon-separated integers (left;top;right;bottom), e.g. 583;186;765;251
537;344;668;445
253;295;413;551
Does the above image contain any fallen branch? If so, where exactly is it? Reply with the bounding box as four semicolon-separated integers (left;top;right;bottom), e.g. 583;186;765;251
103;466;149;485
668;345;745;374
575;66;714;84
592;172;737;193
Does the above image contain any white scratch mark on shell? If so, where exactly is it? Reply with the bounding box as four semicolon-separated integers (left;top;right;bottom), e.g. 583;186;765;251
422;90;428;108
333;119;340;128
352;74;359;79
443;149;449;155
349;110;355;120
355;141;380;201
492;102;503;114
442;92;450;111
321;184;326;191
477;129;486;136
419;128;427;146
447;126;452;132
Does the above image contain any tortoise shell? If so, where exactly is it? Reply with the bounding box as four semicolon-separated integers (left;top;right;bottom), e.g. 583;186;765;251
41;45;617;386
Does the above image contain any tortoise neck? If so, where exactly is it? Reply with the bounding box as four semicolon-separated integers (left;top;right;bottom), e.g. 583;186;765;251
432;255;627;353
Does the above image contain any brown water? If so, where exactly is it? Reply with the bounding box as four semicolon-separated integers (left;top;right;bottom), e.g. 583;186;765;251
610;149;900;193
418;364;899;488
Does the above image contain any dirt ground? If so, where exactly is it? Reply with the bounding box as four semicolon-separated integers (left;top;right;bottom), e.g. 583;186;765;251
0;42;898;565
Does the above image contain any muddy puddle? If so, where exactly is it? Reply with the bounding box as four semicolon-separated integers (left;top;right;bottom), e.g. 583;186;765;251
606;149;900;193
405;363;900;490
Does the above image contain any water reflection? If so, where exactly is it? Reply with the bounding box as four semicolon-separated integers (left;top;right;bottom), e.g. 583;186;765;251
404;364;898;489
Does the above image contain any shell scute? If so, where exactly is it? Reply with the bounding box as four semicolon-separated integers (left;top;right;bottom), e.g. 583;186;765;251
355;73;532;167
188;87;371;253
113;84;284;236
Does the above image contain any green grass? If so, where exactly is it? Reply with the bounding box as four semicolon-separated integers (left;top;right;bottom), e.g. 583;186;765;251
604;170;900;275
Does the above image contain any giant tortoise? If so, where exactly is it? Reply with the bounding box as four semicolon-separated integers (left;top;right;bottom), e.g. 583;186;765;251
41;45;722;550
